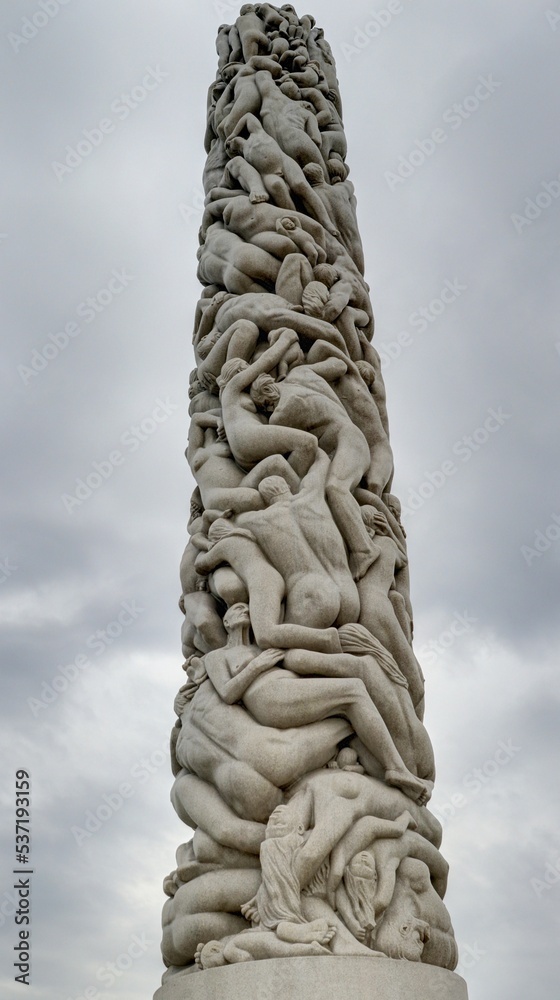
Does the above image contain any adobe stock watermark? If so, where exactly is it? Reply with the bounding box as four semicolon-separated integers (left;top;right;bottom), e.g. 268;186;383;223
17;269;135;386
418;611;477;667
339;0;413;61
66;932;153;999
178;186;205;227
7;0;74;54
0;557;18;583
401;407;512;518
510;173;560;234
61;397;178;514
455;941;486;979
521;512;560;566
545;5;560;31
377;277;467;369
385;75;502;191
70;740;169;847
213;0;240;16
431;739;521;829
27;600;144;716
530;855;560;898
51;66;169;181
0;889;20;929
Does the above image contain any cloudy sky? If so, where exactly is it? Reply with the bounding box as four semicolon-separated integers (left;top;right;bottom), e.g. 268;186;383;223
1;1;559;997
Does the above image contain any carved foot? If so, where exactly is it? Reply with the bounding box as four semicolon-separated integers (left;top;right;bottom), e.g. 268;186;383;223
277;918;337;946
240;897;259;923
384;770;432;805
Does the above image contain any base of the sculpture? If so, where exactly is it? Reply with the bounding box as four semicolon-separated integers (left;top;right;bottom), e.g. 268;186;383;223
154;956;468;1000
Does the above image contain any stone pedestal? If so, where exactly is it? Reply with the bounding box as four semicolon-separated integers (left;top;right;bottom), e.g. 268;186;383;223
155;957;468;1000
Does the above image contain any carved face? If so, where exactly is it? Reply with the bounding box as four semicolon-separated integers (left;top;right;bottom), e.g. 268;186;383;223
266;806;300;839
223;602;250;632
375;915;429;962
280;216;298;231
348;851;376;882
217;358;249;391
250;374;280;411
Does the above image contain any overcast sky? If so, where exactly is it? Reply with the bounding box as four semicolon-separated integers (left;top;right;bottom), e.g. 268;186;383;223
1;1;559;997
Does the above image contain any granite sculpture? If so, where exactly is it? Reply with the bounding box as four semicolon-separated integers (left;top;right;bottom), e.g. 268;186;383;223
156;6;467;997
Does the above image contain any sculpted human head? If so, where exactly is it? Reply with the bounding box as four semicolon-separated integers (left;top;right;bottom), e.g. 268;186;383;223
302;163;323;186
301;280;329;318
313;262;338;288
250;373;280;411
265;804;304;839
374;915;430;962
277;215;300;232
347;851;376;882
258;476;292;505
199;370;218;393
336;746;361;770
385;494;402;519
223;602;251;632
217;357;249;391
225;136;244;157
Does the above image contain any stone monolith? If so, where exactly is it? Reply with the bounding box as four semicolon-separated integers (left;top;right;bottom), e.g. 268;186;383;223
155;7;468;998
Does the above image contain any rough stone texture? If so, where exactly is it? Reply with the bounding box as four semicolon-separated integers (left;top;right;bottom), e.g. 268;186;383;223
156;4;466;994
155;957;468;1000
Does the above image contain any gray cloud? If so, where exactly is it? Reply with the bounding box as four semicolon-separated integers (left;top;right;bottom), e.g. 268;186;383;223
1;2;558;998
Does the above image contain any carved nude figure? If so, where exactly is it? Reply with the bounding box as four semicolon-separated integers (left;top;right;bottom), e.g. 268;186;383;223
305;340;394;494
187;410;299;515
161;868;260;968
216;23;242;70
373;858;458;969
220;71;329;178
325;819;449;925
224;113;338;234
209;291;350;353
180;583;226;659
170;769;266;856
202;201;327;274
235;450;360;627
358;507;425;715
234;5;271;62
303;162;364;273
196;529;343;653
249;349;378;579
195;930;330;968
242;804;413;944
198;605;431;803
197;222;281;294
175;661;352;819
284;621;434;783
217;326;318;477
285;769;442;850
306;262;372;359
